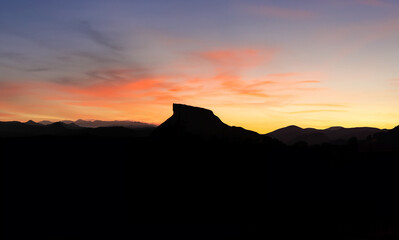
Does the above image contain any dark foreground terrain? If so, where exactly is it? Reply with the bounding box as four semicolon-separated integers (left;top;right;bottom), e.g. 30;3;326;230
2;104;399;239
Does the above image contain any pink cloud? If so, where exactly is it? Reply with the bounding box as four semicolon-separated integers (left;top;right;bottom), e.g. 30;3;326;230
0;111;18;119
295;80;321;84
265;72;299;78
196;48;277;71
390;78;399;87
199;49;258;65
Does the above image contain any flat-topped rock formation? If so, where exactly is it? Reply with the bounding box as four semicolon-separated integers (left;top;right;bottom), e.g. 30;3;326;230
153;103;260;141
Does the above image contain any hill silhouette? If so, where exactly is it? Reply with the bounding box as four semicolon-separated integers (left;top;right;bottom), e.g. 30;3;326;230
268;125;383;145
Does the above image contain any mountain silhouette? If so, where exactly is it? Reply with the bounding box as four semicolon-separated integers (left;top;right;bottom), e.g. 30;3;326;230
37;120;53;125
267;125;383;145
38;119;156;128
153;103;260;141
25;120;42;126
48;121;81;130
0;120;155;137
0;121;79;137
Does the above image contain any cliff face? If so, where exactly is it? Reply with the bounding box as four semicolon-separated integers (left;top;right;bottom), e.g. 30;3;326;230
153;103;260;141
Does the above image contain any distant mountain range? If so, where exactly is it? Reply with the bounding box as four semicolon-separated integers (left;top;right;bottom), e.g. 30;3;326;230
38;119;157;128
0;120;155;138
0;103;398;148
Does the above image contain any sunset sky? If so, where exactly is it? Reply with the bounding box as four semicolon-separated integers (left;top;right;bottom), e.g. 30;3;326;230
1;0;399;133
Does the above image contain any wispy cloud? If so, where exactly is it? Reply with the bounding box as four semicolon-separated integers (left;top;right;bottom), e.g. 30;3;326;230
0;51;27;63
390;78;399;87
288;109;347;114
73;51;122;65
317;17;399;68
242;5;316;20
198;49;260;67
25;67;52;72
195;48;278;72
285;103;348;115
355;0;392;7
0;111;17;119
191;47;284;99
76;21;123;52
295;80;321;84
330;0;398;8
293;103;347;108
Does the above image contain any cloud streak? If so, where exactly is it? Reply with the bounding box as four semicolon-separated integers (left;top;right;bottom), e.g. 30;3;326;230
197;48;266;69
76;21;123;52
287;109;348;114
0;111;17;118
355;0;392;7
242;5;316;20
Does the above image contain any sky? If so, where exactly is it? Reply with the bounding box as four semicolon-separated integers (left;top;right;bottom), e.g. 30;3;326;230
1;0;399;133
